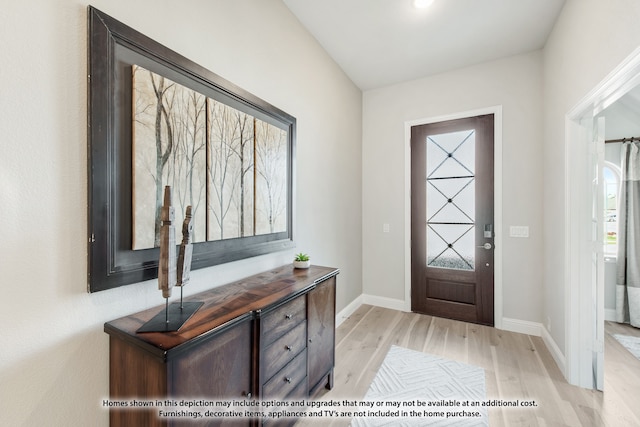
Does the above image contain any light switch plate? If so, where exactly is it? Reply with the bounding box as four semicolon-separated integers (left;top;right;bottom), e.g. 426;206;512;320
510;225;529;238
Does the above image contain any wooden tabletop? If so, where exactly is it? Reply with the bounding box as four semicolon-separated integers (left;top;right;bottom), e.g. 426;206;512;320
104;264;339;358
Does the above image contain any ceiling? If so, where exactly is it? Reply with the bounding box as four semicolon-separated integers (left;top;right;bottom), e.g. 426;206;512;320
282;0;566;91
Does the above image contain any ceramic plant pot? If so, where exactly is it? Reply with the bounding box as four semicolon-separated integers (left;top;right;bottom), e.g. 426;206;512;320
293;260;311;269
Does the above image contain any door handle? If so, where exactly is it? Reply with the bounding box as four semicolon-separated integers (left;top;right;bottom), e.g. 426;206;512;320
478;243;492;250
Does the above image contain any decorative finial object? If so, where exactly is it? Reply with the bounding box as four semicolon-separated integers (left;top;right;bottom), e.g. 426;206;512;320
158;186;176;299
137;189;203;333
177;205;193;288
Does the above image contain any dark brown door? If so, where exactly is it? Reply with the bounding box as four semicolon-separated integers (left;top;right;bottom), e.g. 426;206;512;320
411;115;494;326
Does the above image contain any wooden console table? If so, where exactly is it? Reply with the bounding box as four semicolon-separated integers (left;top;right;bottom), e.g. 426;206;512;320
104;265;339;426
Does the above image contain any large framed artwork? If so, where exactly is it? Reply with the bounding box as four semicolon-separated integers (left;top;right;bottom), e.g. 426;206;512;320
87;7;296;292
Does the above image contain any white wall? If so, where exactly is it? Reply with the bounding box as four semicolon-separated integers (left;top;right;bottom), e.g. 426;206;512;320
602;102;640;141
0;1;362;425
542;0;640;356
362;51;544;324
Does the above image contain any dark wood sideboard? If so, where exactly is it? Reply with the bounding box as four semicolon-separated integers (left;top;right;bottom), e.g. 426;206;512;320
104;265;339;427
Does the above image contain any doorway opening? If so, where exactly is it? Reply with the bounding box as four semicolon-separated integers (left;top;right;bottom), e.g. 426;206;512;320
565;46;640;390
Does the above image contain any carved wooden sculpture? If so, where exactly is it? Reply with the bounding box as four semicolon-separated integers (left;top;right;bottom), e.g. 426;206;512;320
158;186;176;299
137;191;202;333
177;205;193;289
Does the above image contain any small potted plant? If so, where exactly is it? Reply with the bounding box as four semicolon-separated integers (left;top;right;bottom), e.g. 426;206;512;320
293;252;311;269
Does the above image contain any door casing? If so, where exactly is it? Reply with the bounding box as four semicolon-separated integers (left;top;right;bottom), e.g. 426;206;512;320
404;106;503;328
410;115;495;325
565;46;640;389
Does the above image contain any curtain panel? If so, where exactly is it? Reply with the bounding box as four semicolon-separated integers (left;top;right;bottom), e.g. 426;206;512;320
616;141;640;327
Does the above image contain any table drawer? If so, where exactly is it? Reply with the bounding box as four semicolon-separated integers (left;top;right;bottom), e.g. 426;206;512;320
261;296;306;346
262;378;308;427
263;321;306;381
262;348;307;400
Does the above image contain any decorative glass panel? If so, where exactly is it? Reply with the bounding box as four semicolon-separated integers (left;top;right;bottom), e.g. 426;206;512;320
427;224;475;270
426;129;475;270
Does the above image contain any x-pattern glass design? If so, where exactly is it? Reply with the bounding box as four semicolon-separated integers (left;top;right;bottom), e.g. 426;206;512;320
426;129;476;270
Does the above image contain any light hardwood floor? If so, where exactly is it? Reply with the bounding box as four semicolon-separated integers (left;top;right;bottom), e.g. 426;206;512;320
297;305;640;426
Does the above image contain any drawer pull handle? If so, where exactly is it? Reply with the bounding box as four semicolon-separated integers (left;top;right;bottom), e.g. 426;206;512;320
285;314;292;319
285;377;292;383
285;345;293;351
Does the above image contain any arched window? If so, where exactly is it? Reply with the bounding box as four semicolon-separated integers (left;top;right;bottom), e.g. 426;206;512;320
604;161;621;256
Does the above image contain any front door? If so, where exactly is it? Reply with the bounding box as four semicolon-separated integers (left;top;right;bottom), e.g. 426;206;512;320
411;115;494;326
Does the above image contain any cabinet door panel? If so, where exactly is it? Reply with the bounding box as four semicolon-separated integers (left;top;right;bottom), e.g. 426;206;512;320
171;319;252;399
307;277;336;392
109;337;168;427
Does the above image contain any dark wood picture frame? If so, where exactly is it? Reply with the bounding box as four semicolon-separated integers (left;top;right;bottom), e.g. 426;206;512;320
87;6;296;292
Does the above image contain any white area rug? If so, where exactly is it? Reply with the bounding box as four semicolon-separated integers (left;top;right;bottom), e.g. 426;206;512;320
351;346;488;426
613;334;640;360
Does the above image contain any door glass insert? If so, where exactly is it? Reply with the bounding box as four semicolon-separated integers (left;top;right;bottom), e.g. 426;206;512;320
426;129;475;270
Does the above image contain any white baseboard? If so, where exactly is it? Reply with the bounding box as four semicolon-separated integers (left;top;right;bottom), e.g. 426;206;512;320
362;294;409;312
335;294;408;327
500;318;566;375
605;308;616;322
500;317;543;337
541;327;567;377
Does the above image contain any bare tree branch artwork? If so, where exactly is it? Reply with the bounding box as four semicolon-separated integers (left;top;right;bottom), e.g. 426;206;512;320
87;7;296;291
132;66;288;251
255;120;288;235
132;65;206;250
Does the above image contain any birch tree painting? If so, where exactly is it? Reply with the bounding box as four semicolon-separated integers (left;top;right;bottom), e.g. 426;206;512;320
206;103;288;240
206;100;254;240
132;65;206;249
132;66;289;251
255;120;288;235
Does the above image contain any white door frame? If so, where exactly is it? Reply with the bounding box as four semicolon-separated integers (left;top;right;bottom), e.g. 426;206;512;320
565;47;640;388
404;105;504;328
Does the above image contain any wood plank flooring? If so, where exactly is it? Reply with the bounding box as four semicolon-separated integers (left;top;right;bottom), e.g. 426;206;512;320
297;305;640;426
